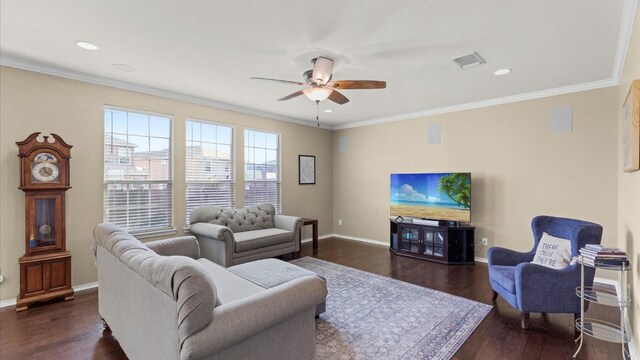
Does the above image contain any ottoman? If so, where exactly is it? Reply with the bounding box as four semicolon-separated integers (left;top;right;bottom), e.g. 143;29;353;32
228;258;327;316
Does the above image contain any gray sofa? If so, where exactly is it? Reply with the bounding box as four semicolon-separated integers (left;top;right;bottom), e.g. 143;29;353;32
189;203;303;267
92;223;327;360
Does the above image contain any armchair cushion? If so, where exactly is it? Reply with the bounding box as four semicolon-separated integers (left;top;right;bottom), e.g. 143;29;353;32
490;265;517;293
531;232;572;269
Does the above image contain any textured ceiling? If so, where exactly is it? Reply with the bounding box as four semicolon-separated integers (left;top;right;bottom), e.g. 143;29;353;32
0;0;634;128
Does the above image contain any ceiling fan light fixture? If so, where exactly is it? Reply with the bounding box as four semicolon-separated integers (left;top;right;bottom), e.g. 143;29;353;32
312;57;334;85
303;87;332;102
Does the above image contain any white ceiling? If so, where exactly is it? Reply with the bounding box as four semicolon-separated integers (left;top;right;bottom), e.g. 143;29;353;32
0;1;636;129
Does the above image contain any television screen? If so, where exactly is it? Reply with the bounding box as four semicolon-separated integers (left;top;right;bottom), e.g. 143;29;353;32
390;172;471;222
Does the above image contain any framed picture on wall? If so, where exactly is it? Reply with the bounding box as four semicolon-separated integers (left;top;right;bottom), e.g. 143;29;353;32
299;155;316;185
623;79;640;172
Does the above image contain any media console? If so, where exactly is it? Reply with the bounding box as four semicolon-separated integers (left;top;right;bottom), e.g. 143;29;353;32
390;219;475;264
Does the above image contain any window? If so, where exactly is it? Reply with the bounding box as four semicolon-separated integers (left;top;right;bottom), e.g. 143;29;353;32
186;120;234;226
104;107;173;234
244;129;280;212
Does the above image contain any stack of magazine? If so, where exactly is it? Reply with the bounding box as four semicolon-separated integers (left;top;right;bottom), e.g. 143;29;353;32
579;244;629;267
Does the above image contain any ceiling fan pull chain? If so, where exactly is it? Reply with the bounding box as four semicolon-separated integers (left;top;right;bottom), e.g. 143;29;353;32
316;100;320;127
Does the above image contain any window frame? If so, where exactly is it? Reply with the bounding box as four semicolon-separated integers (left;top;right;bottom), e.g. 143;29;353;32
185;118;236;227
103;105;175;237
243;127;281;213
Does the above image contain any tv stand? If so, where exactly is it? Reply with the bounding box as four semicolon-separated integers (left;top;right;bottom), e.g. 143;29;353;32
389;219;475;264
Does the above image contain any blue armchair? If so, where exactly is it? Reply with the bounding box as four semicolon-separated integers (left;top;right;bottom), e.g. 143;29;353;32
487;215;603;329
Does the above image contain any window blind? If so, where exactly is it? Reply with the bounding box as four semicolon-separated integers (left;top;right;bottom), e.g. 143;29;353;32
185;120;234;225
103;107;173;233
244;129;280;213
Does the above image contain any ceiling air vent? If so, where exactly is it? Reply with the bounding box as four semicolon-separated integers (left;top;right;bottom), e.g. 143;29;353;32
452;52;486;69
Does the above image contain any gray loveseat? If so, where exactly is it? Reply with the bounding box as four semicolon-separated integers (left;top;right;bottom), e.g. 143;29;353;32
189;203;303;267
92;223;327;360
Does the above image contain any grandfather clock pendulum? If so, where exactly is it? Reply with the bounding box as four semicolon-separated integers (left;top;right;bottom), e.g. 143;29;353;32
16;132;74;311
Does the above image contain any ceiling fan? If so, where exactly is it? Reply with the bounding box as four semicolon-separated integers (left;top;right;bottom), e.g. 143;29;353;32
250;56;386;105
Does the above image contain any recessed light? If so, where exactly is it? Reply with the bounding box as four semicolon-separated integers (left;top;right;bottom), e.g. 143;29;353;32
494;68;512;76
324;109;333;113
76;41;98;50
113;64;136;72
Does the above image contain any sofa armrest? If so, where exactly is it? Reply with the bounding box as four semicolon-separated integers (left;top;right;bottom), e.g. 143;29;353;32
181;275;327;359
274;215;303;233
487;246;534;266
145;236;201;259
190;223;234;243
189;223;235;266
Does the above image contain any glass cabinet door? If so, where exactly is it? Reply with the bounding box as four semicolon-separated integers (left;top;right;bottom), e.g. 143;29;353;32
433;231;445;257
423;230;433;255
400;227;420;254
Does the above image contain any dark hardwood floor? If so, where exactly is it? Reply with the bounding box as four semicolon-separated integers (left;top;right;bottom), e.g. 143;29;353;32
0;237;625;359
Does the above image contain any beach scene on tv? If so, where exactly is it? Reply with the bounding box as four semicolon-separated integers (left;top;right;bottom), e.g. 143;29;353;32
390;173;471;222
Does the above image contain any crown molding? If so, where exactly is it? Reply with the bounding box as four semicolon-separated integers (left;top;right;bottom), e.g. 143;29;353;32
333;78;618;130
613;0;639;83
0;56;333;130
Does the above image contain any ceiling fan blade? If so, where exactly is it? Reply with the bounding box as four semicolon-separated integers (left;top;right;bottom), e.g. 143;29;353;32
277;90;305;101
328;90;350;105
327;80;387;89
250;77;305;86
312;57;334;85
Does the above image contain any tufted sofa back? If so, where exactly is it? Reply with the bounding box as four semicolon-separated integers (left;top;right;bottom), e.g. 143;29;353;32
190;203;276;233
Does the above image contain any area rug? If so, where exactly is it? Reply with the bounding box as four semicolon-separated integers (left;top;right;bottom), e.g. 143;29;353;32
290;257;492;360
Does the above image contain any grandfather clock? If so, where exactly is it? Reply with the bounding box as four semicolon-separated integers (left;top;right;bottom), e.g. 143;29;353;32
16;132;74;311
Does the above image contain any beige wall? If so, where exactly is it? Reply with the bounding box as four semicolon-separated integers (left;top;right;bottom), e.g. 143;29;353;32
618;6;640;349
332;87;619;260
0;66;333;302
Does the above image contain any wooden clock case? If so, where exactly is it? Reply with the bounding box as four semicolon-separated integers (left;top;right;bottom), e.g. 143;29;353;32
16;132;74;311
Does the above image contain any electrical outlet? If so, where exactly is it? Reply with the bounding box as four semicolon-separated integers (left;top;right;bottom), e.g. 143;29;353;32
481;238;488;246
338;219;343;226
0;274;4;284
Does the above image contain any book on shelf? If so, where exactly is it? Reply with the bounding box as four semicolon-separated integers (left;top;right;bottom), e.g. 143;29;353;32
579;250;627;258
583;244;626;253
581;257;630;267
579;252;627;261
579;248;627;257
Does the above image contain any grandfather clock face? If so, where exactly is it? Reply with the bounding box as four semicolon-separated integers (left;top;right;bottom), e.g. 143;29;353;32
31;152;60;183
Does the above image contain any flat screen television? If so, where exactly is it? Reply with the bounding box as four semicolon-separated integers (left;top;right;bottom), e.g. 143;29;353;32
390;172;471;222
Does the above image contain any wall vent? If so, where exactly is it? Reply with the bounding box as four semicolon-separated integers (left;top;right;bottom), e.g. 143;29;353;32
452;52;486;69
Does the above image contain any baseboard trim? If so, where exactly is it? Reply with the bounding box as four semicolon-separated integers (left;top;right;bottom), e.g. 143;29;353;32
0;282;99;309
301;233;334;244
331;233;388;247
0;298;16;308
475;257;488;264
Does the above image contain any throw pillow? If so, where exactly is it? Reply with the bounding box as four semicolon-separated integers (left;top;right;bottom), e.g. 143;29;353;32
531;232;572;269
